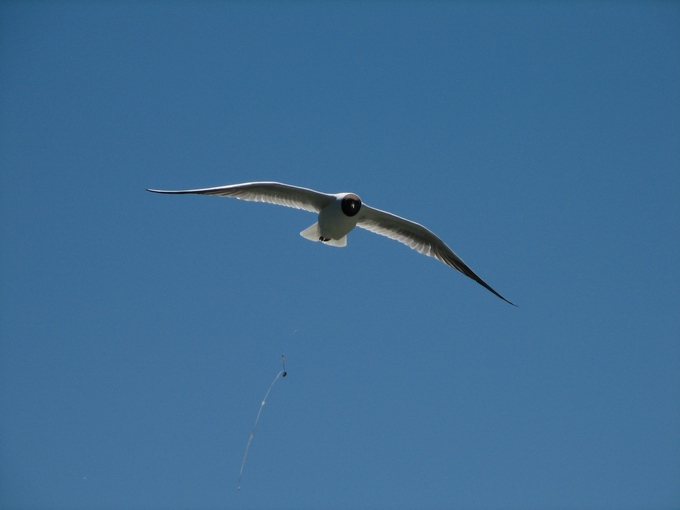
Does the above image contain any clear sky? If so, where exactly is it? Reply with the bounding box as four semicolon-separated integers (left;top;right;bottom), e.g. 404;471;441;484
1;2;679;509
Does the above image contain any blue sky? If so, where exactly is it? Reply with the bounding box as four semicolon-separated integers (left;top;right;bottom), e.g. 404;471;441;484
1;2;678;509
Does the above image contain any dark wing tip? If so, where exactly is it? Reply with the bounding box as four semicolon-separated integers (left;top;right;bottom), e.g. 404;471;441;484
501;295;518;307
464;270;517;306
477;280;517;307
146;188;194;194
437;246;516;306
469;274;516;306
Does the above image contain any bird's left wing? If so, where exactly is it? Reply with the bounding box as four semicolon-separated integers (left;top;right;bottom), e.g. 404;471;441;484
147;181;333;213
357;205;515;305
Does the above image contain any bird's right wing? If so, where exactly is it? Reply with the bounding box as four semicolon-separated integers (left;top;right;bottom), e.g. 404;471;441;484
147;181;333;213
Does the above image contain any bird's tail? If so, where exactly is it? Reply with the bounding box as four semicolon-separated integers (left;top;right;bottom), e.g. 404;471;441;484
299;222;347;247
300;222;321;242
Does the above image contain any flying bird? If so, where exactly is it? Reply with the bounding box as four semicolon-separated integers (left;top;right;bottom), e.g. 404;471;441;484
147;181;514;305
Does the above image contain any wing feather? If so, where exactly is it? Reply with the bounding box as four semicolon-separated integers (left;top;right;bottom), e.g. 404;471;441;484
147;181;332;213
357;205;515;305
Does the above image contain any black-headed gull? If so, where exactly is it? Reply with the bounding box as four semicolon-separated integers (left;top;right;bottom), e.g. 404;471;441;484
148;181;514;305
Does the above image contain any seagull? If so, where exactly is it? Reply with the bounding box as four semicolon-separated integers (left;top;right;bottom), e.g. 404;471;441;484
147;181;515;305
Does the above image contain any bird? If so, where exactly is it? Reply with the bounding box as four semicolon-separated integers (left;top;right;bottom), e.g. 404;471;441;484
147;181;515;305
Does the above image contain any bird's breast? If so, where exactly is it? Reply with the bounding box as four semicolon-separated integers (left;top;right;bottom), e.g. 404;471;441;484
318;199;359;240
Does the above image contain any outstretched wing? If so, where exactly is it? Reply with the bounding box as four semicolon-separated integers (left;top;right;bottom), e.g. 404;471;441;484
357;204;515;305
147;181;333;213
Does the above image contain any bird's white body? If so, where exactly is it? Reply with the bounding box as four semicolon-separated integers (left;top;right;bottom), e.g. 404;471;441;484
299;193;361;247
147;181;514;305
318;195;357;241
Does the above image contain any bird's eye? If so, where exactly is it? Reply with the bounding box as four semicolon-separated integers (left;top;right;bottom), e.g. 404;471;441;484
341;195;361;217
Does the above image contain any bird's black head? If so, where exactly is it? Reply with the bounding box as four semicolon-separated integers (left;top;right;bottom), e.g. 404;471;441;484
341;194;362;217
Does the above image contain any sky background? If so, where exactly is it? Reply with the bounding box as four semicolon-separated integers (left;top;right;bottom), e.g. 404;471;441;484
1;2;679;509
